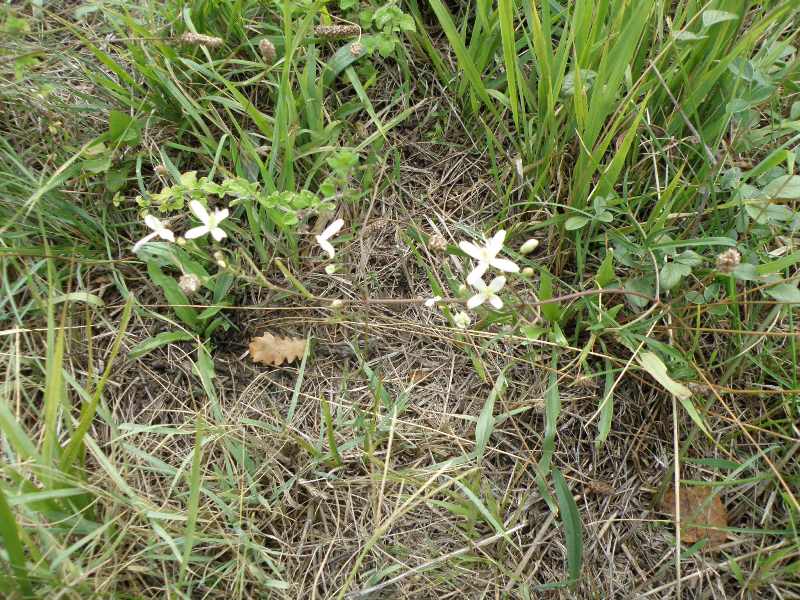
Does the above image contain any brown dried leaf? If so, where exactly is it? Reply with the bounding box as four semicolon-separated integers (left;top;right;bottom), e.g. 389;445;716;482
249;333;307;367
660;486;728;546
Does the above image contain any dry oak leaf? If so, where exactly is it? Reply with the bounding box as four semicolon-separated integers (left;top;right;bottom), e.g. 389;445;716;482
660;486;728;547
249;333;307;367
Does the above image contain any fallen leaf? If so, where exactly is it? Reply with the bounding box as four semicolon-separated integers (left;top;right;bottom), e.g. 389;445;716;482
249;333;307;367
660;486;728;547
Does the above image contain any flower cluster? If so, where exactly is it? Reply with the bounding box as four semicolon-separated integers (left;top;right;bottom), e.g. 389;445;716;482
422;229;537;329
133;200;229;252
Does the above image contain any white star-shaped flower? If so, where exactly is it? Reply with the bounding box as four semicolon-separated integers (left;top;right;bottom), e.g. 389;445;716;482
132;214;175;252
459;230;519;285
316;218;344;259
467;276;506;310
185;200;229;241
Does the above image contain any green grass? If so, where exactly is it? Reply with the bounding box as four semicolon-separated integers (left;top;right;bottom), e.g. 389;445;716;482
1;0;800;597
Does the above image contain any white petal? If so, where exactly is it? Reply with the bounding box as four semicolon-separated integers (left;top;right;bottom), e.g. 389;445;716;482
489;276;507;292
184;225;209;239
144;214;163;231
132;231;158;252
320;218;344;241
466;264;488;286
489;295;503;309
490;257;519;273
158;229;175;242
487;230;506;255
467;294;485;309
189;200;210;224
424;298;435;308
458;241;484;261
214;208;229;223
316;237;336;259
211;227;227;241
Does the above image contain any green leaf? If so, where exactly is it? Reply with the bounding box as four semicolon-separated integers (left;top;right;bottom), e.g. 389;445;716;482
596;249;615;287
108;110;140;145
553;469;582;585
0;487;33;598
565;215;589;230
765;283;800;304
323;41;367;88
763;175;800;199
129;331;195;360
660;261;691;290
638;352;691;401
638;352;708;435
539;268;561;322
146;262;199;329
475;373;506;463
702;10;739;28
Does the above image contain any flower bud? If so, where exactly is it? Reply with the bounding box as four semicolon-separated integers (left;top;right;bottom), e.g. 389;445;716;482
520;238;539;254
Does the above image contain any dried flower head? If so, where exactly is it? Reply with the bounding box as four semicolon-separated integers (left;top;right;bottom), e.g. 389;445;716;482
428;233;448;253
715;248;741;274
350;42;364;57
259;38;276;64
314;24;361;39
178;32;224;49
178;273;202;295
154;164;168;177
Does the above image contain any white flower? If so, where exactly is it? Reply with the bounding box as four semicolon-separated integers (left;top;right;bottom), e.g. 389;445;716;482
520;238;539;254
424;296;442;308
316;218;344;259
459;230;519;285
467;276;506;310
453;311;471;329
185;200;229;241
132;214;175;252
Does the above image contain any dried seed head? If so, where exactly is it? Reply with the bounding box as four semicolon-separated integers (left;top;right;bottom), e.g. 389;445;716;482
154;164;168;177
178;273;201;295
715;248;741;274
428;233;448;253
349;42;364;57
259;38;276;64
178;32;224;49
314;24;361;39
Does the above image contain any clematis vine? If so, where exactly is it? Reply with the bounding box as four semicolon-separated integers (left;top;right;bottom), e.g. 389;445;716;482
459;230;518;285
